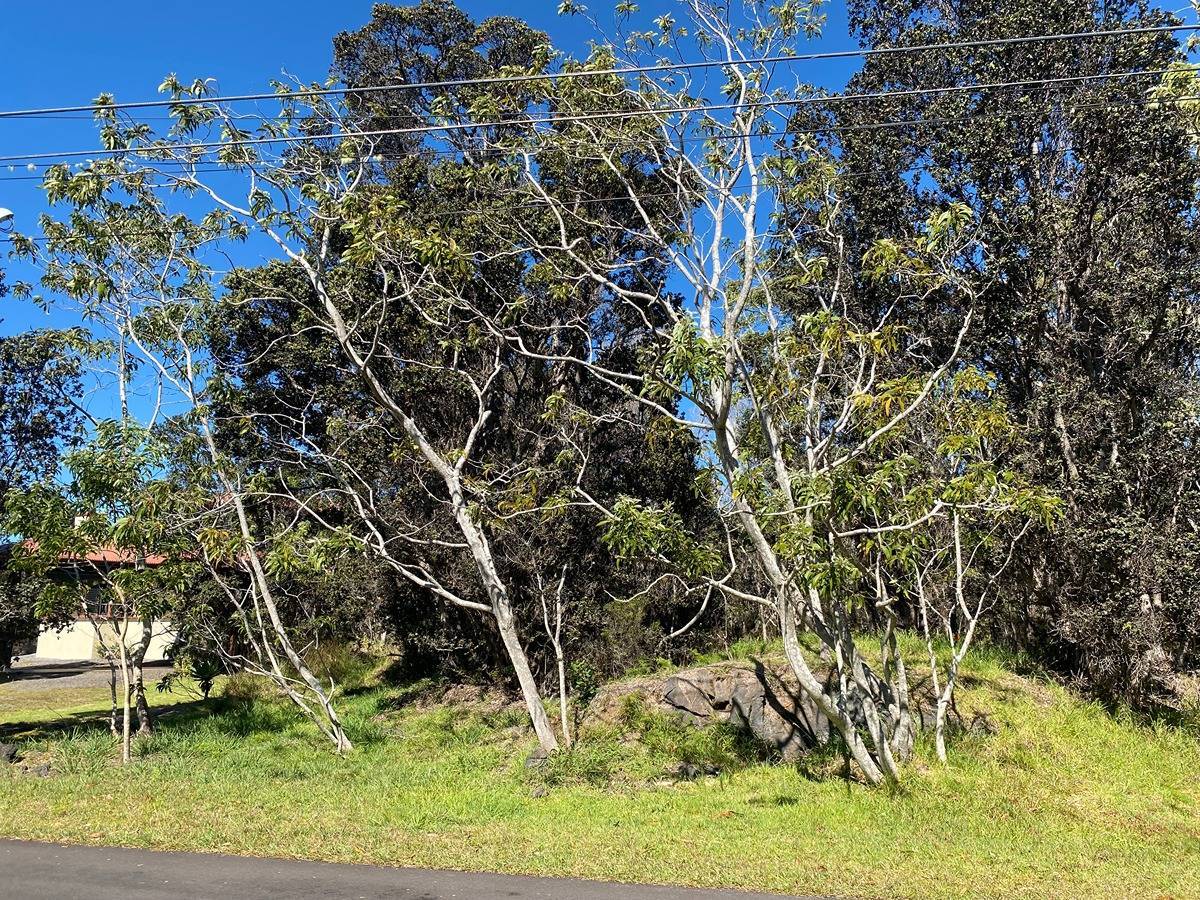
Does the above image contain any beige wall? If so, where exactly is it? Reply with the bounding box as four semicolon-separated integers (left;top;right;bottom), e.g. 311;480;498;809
34;623;97;660
35;620;176;663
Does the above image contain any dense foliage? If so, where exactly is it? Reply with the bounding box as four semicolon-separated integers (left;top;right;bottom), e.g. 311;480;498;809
2;0;1199;778
836;0;1200;707
0;324;89;670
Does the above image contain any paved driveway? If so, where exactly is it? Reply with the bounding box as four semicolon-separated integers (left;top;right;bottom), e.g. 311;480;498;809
0;841;822;899
1;657;172;693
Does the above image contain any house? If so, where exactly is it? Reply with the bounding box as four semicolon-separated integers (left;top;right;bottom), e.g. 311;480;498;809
3;542;176;663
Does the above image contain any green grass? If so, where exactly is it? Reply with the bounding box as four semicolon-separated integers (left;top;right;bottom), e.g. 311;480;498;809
0;675;214;730
0;650;1197;899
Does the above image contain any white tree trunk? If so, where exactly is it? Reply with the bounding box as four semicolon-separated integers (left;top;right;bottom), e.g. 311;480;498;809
779;594;890;785
203;425;354;755
540;568;572;749
132;614;154;736
116;615;133;765
455;500;557;752
300;257;557;753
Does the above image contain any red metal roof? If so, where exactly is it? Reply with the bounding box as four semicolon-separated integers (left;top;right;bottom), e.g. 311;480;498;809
19;540;169;567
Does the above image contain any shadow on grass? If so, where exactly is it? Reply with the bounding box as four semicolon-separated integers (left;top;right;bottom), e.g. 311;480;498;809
4;691;402;758
0;696;264;744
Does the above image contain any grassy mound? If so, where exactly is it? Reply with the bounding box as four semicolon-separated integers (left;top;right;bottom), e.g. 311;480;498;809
0;647;1196;899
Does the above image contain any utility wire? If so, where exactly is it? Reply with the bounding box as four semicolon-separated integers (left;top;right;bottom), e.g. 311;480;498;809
0;66;1182;166
0;87;1194;215
3;83;1197;181
7;61;1190;153
0;23;1193;122
6;128;1195;248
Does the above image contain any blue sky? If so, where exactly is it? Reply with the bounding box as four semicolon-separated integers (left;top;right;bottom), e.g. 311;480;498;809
0;1;859;341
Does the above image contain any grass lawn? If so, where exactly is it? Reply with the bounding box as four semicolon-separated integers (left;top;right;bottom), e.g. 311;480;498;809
0;649;1197;900
0;680;189;726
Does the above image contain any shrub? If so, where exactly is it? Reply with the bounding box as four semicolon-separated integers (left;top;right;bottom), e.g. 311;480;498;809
568;660;601;711
304;643;377;692
639;714;766;774
221;670;274;703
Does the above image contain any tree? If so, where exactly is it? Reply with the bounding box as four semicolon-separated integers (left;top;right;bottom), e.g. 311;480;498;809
326;0;711;728
15;0;711;755
5;424;197;762
41;0;717;753
13;157;356;753
21;56;580;748
836;0;1200;707
0;326;89;671
329;1;718;685
496;0;1057;783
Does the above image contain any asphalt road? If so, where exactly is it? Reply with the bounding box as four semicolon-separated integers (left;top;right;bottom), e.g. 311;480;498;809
0;841;819;900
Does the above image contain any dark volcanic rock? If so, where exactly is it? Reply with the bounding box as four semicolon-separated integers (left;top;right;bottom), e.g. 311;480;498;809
670;762;703;781
586;660;836;759
524;746;551;769
662;676;715;723
0;743;17;764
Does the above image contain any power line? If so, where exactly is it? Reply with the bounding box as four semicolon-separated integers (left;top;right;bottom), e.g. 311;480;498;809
0;85;1193;200
0;66;1181;167
2;82;1196;182
5;128;1194;249
0;23;1193;122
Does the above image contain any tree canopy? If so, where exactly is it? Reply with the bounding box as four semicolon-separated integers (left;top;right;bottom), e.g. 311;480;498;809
3;0;1199;783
